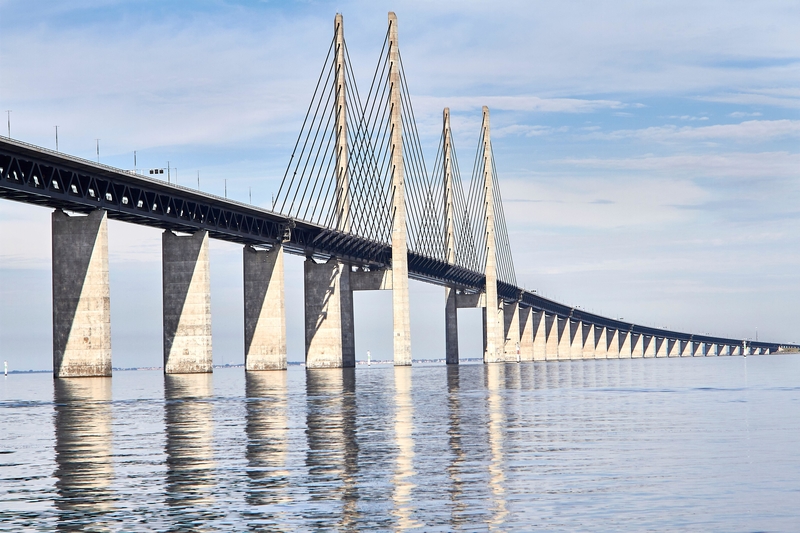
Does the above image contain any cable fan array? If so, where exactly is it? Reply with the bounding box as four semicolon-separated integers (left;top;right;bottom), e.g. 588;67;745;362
272;24;517;286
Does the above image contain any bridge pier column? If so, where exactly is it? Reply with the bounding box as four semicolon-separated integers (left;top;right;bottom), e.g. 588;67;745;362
582;323;596;359
52;209;111;378
557;317;571;360
731;345;741;356
243;245;286;371
607;329;621;359
667;339;680;357
445;287;459;364
544;314;559;361
503;301;520;362
482;298;505;363
304;257;355;369
570;319;584;359
630;333;644;358
619;330;632;358
656;337;668;357
519;307;534;362
532;311;547;361
705;343;717;356
162;230;213;374
643;335;656;357
680;340;692;357
594;326;608;359
692;342;702;357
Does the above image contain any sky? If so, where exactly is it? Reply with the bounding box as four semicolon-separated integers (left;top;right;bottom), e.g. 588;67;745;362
1;0;799;370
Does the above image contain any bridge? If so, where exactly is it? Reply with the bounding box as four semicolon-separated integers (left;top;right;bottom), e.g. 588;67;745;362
0;13;794;378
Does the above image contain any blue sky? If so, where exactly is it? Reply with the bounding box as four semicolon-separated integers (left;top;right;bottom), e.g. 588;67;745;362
1;0;799;369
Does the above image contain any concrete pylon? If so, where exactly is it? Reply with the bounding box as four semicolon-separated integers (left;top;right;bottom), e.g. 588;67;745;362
388;12;412;366
519;307;534;361
532;311;547;361
52;209;111;378
162;230;212;374
655;337;668;357
680;340;692;357
557;317;571;360
545;314;559;361
619;330;632;358
667;339;679;357
582;323;596;359
630;333;644;358
570;320;584;360
503;301;521;361
334;13;350;233
480;106;503;363
443;108;459;365
304;258;355;368
607;329;620;358
243;245;286;371
594;327;608;359
691;342;702;357
643;335;656;358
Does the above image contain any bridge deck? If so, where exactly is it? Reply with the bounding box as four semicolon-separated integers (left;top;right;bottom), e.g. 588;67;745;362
0;137;792;351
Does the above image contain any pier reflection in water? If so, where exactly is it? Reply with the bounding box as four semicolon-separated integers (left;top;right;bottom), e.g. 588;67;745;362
163;373;216;528
244;371;289;525
3;358;800;531
53;377;114;531
304;368;359;529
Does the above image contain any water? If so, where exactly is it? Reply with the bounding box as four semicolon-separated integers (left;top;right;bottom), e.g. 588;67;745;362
1;356;799;531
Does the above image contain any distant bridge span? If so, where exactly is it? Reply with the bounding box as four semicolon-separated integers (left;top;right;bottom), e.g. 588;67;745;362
0;12;794;377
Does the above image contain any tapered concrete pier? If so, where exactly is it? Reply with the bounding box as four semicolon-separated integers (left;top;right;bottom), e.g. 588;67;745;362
52;209;111;378
162;230;212;374
243;245;286;371
443;108;459;365
304;258;355;368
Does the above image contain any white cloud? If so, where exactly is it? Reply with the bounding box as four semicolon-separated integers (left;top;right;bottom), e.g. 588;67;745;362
590;120;800;143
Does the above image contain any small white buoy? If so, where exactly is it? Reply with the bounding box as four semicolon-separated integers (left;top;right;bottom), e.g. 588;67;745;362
3;361;7;376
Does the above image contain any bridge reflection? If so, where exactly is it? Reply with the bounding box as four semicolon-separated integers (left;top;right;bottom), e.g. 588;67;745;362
163;374;216;525
305;368;359;529
53;377;114;531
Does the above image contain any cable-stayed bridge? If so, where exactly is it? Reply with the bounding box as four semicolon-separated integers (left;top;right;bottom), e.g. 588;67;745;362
0;13;794;377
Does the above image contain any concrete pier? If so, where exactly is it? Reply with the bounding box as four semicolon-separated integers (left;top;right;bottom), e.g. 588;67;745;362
532;311;547;361
503;302;520;361
631;333;644;358
582;323;596;359
607;329;620;358
52;209;111;378
570;320;584;360
304;257;355;368
519;307;534;362
595;327;608;359
545;314;559;360
643;335;656;357
162;230;212;374
656;337;668;357
243;245;286;371
619;330;632;358
557;317;571;360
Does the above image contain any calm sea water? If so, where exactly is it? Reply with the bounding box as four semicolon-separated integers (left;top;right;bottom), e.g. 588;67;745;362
1;356;799;532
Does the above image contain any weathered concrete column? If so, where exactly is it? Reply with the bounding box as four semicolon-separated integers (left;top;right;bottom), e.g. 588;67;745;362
442;108;459;365
680;340;692;357
656;337;668;357
692;342;702;357
607;329;620;359
503;302;521;361
594;327;608;359
720;344;731;356
162;230;212;374
545;314;559;361
731;345;741;356
557;317;571;360
582;323;596;359
304;257;355;369
388;12;412;366
532;311;547;361
52;210;112;378
667;339;680;357
630;333;644;358
619;330;632;358
705;343;717;356
643;335;656;358
570;320;584;360
243;245;286;371
519;306;534;362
